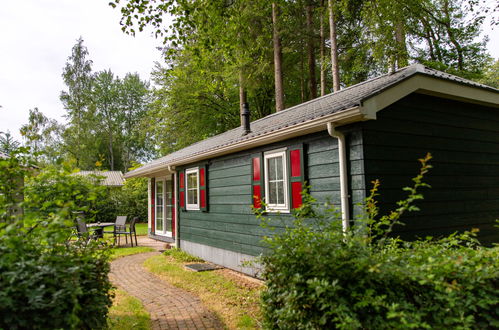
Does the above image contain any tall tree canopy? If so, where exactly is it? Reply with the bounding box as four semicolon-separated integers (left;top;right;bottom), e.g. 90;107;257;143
20;108;64;164
21;38;155;171
109;0;494;156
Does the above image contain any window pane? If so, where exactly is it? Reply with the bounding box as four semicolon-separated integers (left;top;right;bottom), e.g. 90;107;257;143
188;173;197;188
268;157;277;180
276;156;283;180
269;181;277;204
277;181;284;204
156;206;163;231
188;189;198;205
165;206;172;232
165;180;173;205
156;181;163;205
156;181;164;224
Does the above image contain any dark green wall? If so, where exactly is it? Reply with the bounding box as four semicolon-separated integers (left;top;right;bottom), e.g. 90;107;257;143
362;93;499;244
178;132;356;256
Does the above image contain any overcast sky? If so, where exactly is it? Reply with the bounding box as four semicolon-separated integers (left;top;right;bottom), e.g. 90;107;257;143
0;1;498;143
0;0;164;141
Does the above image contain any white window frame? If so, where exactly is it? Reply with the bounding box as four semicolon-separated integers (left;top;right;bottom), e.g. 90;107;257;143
264;149;289;212
155;178;166;235
185;167;200;210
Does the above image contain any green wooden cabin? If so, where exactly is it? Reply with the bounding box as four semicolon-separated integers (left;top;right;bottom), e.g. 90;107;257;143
125;65;499;275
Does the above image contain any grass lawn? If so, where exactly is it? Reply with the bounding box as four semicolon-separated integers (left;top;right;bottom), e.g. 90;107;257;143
134;223;148;235
144;249;263;329
107;289;151;330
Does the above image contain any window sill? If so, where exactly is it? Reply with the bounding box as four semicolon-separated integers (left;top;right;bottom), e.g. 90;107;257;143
265;208;290;214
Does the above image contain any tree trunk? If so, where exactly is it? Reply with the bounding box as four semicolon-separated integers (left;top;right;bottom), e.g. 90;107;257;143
306;1;317;100
319;0;326;96
272;2;285;112
328;0;340;92
395;21;408;69
442;0;463;71
300;52;306;103
108;130;114;171
239;71;247;126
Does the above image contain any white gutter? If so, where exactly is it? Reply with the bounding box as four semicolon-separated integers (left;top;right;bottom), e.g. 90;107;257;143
327;122;350;232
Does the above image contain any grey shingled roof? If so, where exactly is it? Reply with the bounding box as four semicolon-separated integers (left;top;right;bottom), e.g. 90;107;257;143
126;64;498;178
74;171;125;187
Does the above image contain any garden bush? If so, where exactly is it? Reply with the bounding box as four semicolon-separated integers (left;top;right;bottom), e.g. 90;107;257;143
0;228;113;329
24;163;148;223
259;154;499;329
109;171;148;222
0;152;113;329
24;164;111;222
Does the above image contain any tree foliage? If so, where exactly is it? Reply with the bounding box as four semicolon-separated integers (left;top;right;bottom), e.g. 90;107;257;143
0;151;113;329
258;155;499;328
111;0;493;154
24;38;155;171
0;131;21;155
20;108;64;164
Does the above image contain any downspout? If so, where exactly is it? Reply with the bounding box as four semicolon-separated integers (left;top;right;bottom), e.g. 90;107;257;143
327;122;350;232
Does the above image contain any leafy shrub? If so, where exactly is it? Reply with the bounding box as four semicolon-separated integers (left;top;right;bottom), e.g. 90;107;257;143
0;152;113;329
0;229;113;329
259;154;499;329
24;164;111;222
109;174;148;222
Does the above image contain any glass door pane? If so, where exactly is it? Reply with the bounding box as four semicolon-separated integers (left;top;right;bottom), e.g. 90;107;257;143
165;180;173;236
155;180;164;233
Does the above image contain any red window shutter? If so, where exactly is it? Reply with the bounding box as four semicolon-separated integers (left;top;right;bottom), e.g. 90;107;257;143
179;171;185;210
199;165;208;212
288;144;305;209
291;181;303;209
253;184;262;209
179;172;184;188
252;154;263;209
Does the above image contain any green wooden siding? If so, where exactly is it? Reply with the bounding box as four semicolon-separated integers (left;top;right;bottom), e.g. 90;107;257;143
178;132;353;256
361;94;499;244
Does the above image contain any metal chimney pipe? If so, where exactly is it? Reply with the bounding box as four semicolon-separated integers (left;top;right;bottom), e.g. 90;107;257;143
241;102;251;135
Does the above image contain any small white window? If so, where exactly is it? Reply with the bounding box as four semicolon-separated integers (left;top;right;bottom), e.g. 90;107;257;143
186;168;199;210
264;150;289;212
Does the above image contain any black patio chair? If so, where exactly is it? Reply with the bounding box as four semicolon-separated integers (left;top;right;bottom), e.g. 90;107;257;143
129;217;139;247
103;216;130;246
75;218;98;242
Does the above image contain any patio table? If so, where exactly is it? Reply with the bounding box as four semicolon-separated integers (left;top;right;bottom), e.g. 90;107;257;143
87;222;115;238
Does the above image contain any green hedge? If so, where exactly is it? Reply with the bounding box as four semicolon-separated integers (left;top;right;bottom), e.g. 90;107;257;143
0;232;113;329
261;221;499;329
259;155;499;329
0;152;113;329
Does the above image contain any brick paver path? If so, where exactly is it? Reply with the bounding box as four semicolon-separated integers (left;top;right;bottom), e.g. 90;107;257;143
110;251;224;329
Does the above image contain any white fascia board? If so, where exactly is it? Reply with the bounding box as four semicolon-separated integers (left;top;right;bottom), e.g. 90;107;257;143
360;75;499;119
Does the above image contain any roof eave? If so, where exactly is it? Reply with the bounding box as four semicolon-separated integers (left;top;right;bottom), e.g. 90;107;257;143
124;106;364;178
360;73;499;120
